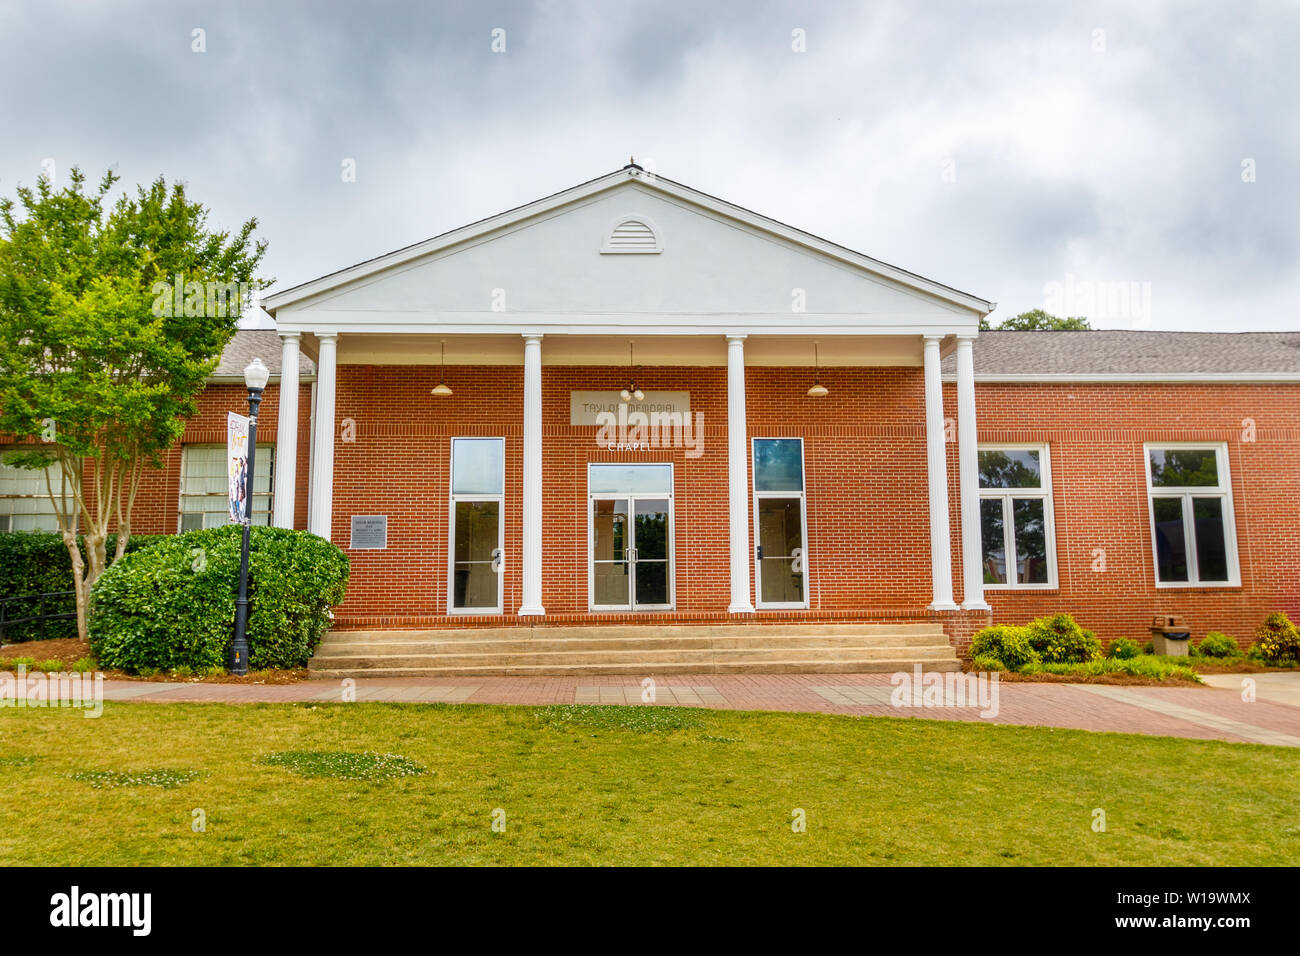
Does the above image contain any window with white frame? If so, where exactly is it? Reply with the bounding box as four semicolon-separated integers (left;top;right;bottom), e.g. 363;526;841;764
1145;443;1238;586
0;452;70;532
978;445;1056;588
179;443;274;531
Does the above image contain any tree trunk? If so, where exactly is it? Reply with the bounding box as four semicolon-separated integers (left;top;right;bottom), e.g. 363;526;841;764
63;529;89;642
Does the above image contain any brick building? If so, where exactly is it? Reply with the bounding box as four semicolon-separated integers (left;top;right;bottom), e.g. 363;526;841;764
5;166;1298;660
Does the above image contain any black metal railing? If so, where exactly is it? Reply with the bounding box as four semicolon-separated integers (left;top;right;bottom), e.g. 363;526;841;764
0;591;77;642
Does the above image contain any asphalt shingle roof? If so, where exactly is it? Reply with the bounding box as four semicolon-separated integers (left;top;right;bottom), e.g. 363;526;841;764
214;330;315;377
941;330;1300;377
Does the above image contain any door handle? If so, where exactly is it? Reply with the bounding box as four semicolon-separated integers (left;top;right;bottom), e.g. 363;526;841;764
491;548;503;573
756;545;764;561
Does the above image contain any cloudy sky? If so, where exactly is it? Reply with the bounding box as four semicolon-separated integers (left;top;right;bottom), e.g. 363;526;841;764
2;0;1295;329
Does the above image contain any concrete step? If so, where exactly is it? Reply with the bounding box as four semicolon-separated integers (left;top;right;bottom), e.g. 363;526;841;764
314;632;953;656
310;644;958;670
309;658;963;679
325;622;947;642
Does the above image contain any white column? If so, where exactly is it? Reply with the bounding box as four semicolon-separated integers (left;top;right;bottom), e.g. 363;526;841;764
726;334;754;613
308;333;337;541
923;335;956;610
956;334;989;610
519;333;545;615
272;333;300;529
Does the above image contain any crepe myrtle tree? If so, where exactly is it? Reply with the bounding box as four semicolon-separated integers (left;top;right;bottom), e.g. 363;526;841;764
0;167;268;639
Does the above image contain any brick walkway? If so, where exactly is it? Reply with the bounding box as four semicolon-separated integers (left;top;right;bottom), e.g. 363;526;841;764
86;672;1300;748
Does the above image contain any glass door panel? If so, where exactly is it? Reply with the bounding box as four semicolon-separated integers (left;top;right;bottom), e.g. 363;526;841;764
452;500;501;610
757;497;805;605
592;498;630;608
632;497;670;607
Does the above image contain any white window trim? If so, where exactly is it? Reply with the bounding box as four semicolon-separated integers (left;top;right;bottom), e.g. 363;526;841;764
447;437;506;616
1144;441;1241;588
586;462;676;612
178;443;274;533
751;437;810;610
977;442;1058;591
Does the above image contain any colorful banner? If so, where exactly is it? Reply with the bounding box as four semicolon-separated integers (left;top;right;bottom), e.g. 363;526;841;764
226;412;249;524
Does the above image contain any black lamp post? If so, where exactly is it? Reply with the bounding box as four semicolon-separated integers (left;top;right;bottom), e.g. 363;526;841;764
230;356;270;675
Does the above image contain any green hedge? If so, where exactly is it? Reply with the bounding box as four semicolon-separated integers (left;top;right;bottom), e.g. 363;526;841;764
0;532;162;642
89;526;349;673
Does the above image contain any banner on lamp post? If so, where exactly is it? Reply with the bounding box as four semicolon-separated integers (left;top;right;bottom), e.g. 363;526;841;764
227;411;250;524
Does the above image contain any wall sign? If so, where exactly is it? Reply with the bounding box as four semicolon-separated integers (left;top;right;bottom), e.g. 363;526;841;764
350;515;388;550
569;391;691;426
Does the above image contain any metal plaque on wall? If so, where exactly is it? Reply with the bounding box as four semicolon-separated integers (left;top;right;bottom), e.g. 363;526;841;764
350;515;388;550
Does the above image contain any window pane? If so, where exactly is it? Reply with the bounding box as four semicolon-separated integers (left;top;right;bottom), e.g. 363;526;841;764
0;452;69;531
978;449;1041;489
753;439;804;492
1012;497;1048;584
180;443;273;525
1192;497;1229;582
1152;497;1189;582
588;464;672;495
452;439;504;495
980;498;1007;584
1149;448;1219;487
453;500;500;609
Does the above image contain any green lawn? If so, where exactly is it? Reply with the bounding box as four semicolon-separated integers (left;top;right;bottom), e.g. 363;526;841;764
1;702;1297;865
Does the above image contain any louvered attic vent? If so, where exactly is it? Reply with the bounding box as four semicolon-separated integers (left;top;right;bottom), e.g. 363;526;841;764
600;216;662;254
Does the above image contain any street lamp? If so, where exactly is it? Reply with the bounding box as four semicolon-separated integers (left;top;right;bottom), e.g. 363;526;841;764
230;356;270;675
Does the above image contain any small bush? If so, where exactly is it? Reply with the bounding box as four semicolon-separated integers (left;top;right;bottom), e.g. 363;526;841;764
969;654;1008;672
69;657;96;673
33;659;63;673
1025;613;1102;663
1107;637;1140;660
1250;612;1300;665
969;625;1039;671
1142;640;1155;655
1193;631;1242;659
5;657;36;671
89;526;349;674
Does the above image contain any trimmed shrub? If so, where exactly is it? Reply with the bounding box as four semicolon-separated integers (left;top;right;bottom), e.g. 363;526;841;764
89;526;348;673
969;624;1038;671
1025;613;1102;663
1193;631;1242;659
1107;637;1140;660
0;532;161;642
969;654;1008;672
1249;612;1300;665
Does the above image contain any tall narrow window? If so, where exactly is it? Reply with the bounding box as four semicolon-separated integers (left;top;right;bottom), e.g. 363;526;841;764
752;438;808;608
449;438;505;613
977;445;1056;588
179;443;274;531
1146;444;1238;586
0;452;69;532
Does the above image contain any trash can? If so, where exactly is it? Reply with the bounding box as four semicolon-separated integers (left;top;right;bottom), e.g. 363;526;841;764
1149;615;1191;657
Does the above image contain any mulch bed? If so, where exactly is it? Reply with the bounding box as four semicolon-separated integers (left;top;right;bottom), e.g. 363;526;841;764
0;638;307;683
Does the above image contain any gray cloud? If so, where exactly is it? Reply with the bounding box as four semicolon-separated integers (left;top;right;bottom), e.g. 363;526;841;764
1;0;1295;329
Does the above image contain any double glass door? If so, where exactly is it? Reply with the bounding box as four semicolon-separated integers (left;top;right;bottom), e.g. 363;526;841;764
589;464;674;611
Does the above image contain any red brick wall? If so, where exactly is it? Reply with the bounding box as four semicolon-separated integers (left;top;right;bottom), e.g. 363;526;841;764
953;381;1300;647
98;366;1300;649
126;381;313;535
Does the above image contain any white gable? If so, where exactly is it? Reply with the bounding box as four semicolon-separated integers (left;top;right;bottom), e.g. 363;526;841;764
269;168;989;338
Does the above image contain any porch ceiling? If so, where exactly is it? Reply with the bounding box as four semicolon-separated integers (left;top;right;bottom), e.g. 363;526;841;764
314;332;925;367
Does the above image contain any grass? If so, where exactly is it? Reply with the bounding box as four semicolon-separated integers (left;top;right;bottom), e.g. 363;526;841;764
0;702;1297;866
1021;657;1202;682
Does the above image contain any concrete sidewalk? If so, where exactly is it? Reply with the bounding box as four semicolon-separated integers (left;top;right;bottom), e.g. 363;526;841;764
88;671;1300;748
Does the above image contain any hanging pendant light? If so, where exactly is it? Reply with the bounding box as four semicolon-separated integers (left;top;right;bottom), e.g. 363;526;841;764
431;339;453;396
807;341;829;397
620;341;645;402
